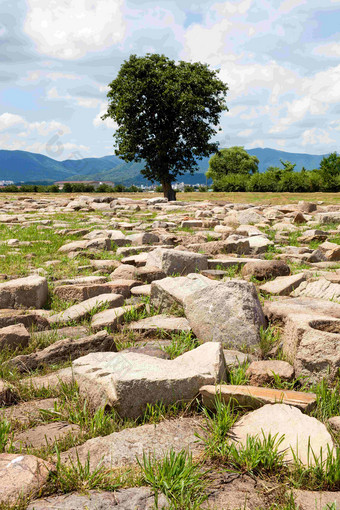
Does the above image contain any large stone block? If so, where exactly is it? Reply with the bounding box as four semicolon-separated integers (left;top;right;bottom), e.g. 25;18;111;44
146;248;208;276
0;276;48;309
184;280;266;347
72;342;226;418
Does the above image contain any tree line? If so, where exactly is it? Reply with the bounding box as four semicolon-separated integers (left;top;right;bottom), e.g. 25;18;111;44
207;147;340;193
0;183;142;193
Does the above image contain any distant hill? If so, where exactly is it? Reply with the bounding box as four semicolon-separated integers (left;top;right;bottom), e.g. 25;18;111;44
0;148;327;185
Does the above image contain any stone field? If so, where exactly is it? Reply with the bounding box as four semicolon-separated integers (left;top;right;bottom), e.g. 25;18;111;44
0;194;339;509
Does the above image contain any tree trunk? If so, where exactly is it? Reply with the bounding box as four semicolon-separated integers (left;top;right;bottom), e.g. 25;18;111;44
162;180;176;201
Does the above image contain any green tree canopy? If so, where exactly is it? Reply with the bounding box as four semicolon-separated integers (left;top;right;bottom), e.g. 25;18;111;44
102;53;228;200
206;146;259;182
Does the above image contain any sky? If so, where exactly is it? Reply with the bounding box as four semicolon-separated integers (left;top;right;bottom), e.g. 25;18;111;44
0;0;339;161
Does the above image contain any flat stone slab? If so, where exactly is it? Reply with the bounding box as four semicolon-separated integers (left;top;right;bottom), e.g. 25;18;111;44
207;258;263;269
60;417;202;469
13;422;81;450
127;314;191;335
0;454;54;504
200;385;316;412
28;488;168;510
146;248;208;275
72;343;226;417
264;296;340;324
259;273;306;296
131;284;151;296
49;293;124;325
230;404;334;466
1;398;57;426
291;277;340;300
0;310;50;330
91;304;144;333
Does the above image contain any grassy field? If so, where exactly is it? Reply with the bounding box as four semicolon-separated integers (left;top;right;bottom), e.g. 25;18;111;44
2;191;340;204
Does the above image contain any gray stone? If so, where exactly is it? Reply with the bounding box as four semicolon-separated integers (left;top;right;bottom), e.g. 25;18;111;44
146;248;208;275
127;314;191;335
150;273;214;312
291;277;340;300
60;417;202;469
184;280;266;347
91;304;144;333
72;343;226;417
49;293;124;325
28;488;168;510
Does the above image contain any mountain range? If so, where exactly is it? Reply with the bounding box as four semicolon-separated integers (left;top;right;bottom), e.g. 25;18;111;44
0;148;327;185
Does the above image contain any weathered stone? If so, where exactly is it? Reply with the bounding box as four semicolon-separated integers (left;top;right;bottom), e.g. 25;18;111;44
0;379;17;406
110;264;137;280
264;296;340;324
1;398;57;426
299;229;328;243
131;284;151;296
184;280;266;347
0;454;54;504
150;273;214;312
293;490;339;510
146;248;208;276
200;385;316;412
230;404;334;466
60;417;202;469
292;277;340;300
241;260;290;281
207;258;263;269
58;240;87;253
127;314;191;335
56;276;107;286
0;323;30;350
14;422;81;450
72;343;226;416
21;368;74;393
49;293;124;325
0;275;48;309
248;235;273;254
8;330;117;373
28;488;168;510
223;350;253;368
259;273;306;296
298;201;317;213
245;360;294;385
282;314;340;382
91;304;144;333
127;232;159;245
317;211;340;224
0;310;50;330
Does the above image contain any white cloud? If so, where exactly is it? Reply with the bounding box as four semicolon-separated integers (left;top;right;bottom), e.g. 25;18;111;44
0;113;27;131
93;103;118;129
301;128;336;147
24;0;126;60
237;128;253;137
313;42;340;57
28;121;71;136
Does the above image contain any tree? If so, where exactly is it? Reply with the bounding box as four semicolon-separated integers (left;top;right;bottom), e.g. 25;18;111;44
102;54;228;201
206;146;259;182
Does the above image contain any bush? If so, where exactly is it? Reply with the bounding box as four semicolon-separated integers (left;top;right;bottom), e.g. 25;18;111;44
213;173;248;191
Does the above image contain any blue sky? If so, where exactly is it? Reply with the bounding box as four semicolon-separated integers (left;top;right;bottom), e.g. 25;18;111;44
0;0;339;161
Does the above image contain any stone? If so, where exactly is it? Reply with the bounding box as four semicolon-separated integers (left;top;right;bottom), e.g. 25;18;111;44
13;422;81;450
264;296;340;324
0;323;30;350
292;211;306;224
207;258;263;269
241;260;290;281
91;304;144;333
127;314;191;335
223;350;252;368
60;417;202;469
56;275;107;286
248;235;274;254
298;201;317;213
58;240;87;253
0;454;54;504
1;398;57;426
0;379;17;406
72;343;226;417
146;248;208;275
136;266;167;283
282;313;340;382
131;284;151;296
299;229;328;243
202;475;265;510
291;277;340;300
0;310;50;330
8;330;117;373
127;232;159;245
259;273;306;296
200;385;316;412
0;275;48;309
327;416;340;433
110;264;137;280
245;360;294;385
293;490;339;510
49;293;124;325
28;488;168;510
150;273;214;312
184;280;266;347
230;404;334;466
21;368;74;393
90;259;120;271
317;212;340;224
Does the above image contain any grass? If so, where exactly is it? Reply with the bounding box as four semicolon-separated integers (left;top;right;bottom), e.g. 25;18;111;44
138;448;208;509
161;330;199;359
227;361;250;386
311;378;340;421
258;324;281;358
